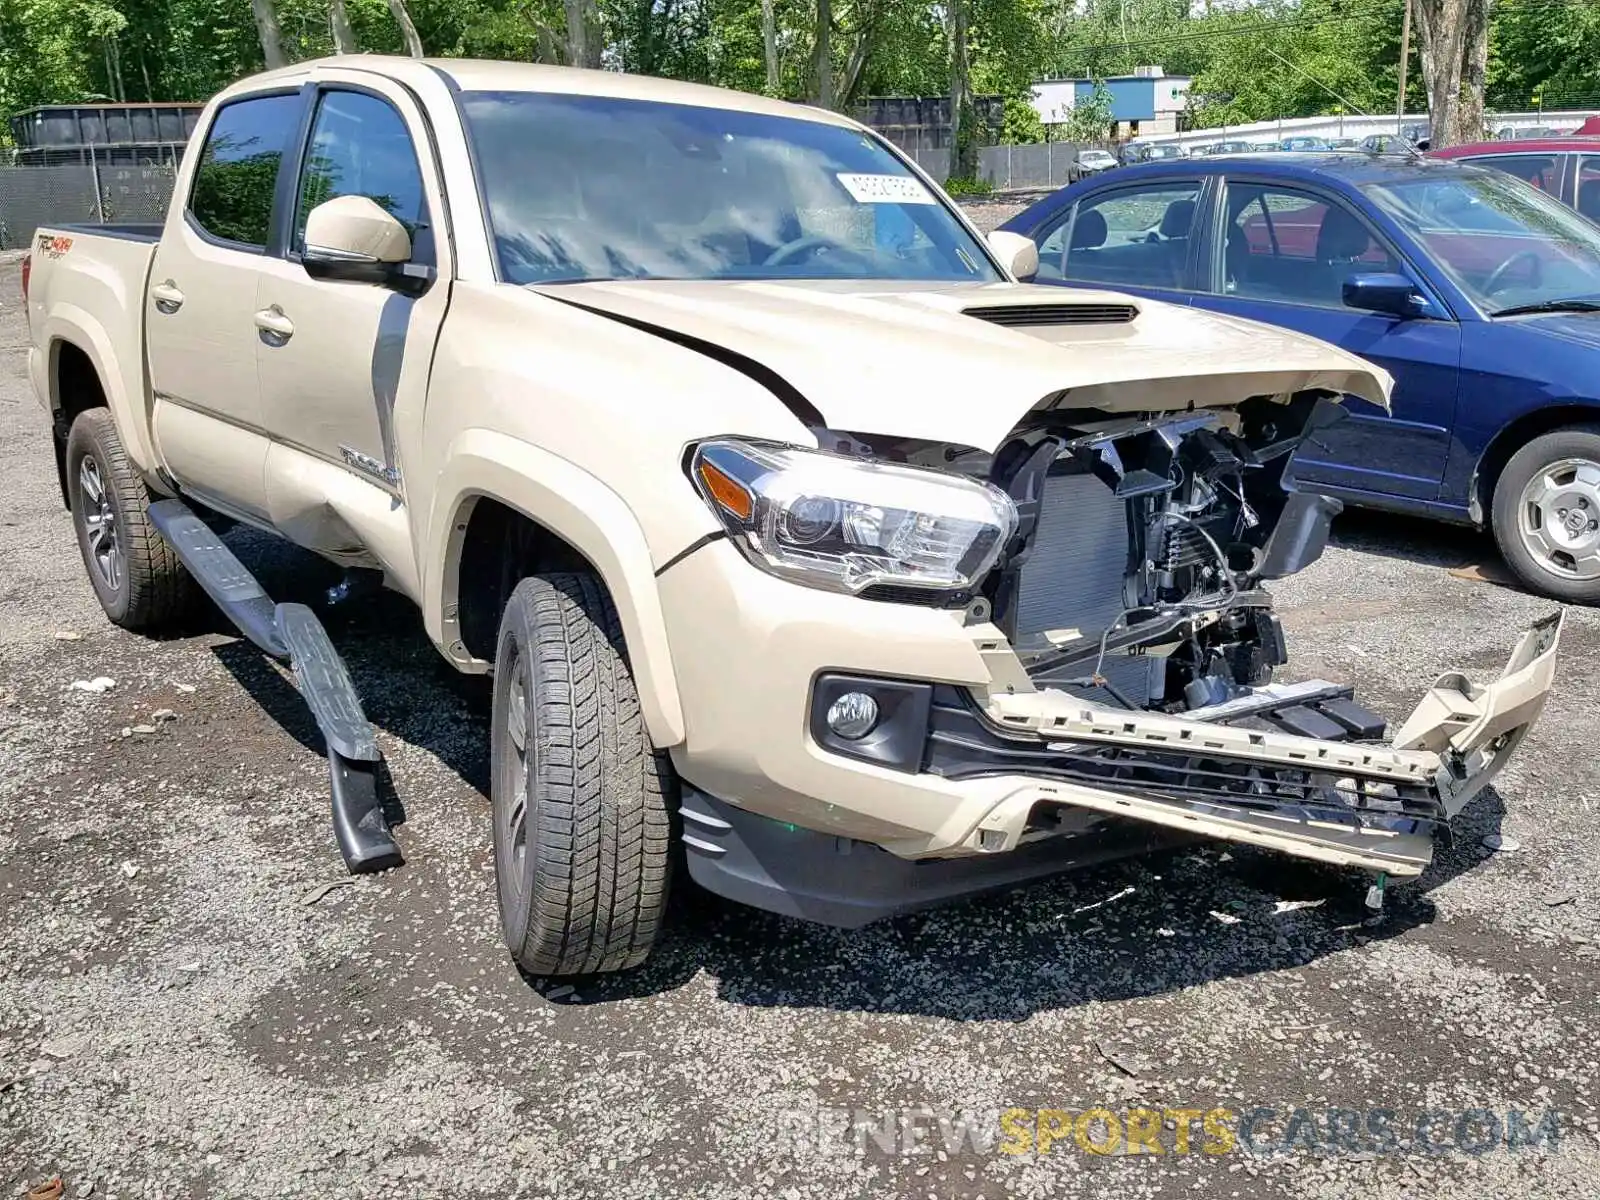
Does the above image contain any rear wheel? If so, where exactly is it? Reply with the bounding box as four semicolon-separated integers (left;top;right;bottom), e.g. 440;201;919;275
1492;424;1600;603
65;409;194;630
490;573;675;976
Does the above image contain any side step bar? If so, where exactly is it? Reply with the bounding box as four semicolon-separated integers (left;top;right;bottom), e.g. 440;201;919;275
148;499;403;874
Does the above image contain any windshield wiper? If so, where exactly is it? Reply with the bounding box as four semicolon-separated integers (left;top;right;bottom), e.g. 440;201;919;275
1490;298;1600;317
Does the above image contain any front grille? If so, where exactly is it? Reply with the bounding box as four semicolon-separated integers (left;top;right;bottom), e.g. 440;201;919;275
964;303;1138;328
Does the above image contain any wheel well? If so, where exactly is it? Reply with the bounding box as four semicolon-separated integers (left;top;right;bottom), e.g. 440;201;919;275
53;340;107;427
455;497;595;663
1474;403;1600;520
50;341;108;508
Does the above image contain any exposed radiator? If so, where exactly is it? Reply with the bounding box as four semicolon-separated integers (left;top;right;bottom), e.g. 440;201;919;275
1013;470;1160;706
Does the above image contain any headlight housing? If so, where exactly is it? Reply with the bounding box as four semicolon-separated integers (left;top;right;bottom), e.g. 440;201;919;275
688;438;1016;595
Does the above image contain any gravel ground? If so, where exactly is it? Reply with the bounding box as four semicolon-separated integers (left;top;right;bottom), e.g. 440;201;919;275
3;243;1600;1200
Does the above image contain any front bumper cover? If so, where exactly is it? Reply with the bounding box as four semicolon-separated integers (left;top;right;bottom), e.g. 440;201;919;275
942;611;1564;877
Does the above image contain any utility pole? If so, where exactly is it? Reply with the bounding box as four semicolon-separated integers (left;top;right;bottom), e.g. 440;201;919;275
1396;0;1412;127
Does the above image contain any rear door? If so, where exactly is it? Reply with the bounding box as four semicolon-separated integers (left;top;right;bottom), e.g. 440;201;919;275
1193;177;1462;502
1030;177;1205;306
146;89;306;521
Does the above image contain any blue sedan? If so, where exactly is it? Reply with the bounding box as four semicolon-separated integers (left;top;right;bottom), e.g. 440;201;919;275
999;153;1600;602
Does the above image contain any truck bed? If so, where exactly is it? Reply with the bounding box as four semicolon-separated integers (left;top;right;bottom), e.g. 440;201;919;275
26;223;160;474
53;222;164;243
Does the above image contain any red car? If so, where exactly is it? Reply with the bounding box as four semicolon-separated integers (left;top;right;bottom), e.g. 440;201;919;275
1429;138;1600;223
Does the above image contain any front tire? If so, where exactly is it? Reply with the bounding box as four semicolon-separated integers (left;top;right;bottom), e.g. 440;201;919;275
1492;424;1600;603
65;409;194;630
490;573;675;977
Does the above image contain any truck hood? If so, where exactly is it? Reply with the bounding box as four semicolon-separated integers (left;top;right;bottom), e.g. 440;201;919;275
531;279;1392;450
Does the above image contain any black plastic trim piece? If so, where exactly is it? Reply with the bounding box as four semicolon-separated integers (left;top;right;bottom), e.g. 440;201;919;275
923;685;1443;825
328;755;404;872
655;530;727;577
679;786;1184;928
541;294;827;428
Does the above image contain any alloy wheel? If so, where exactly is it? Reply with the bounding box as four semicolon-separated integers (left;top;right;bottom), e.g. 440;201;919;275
78;454;123;594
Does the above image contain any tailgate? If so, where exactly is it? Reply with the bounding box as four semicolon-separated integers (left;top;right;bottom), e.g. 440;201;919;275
977;612;1564;876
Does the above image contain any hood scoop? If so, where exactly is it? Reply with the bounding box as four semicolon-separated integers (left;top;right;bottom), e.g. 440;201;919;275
964;302;1138;328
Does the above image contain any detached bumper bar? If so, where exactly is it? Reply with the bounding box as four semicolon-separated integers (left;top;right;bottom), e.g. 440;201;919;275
934;612;1564;877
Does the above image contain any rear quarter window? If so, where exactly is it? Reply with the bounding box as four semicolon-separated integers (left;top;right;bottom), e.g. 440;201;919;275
187;93;302;249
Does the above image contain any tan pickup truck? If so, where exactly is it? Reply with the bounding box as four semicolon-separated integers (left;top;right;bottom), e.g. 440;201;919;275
25;56;1562;976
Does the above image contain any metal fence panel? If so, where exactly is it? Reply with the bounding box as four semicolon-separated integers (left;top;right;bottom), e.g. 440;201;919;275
0;166;97;249
975;143;1084;192
0;162;175;249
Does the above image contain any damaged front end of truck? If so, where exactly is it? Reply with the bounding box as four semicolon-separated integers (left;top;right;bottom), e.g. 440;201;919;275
835;390;1562;881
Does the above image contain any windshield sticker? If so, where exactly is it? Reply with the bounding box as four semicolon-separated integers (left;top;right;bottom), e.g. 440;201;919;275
835;173;938;205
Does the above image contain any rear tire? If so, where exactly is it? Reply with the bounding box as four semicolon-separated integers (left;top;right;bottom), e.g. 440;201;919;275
490;573;675;977
1492;424;1600;604
65;409;194;630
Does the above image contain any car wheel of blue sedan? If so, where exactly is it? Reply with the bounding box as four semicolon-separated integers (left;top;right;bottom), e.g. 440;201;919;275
1494;425;1600;603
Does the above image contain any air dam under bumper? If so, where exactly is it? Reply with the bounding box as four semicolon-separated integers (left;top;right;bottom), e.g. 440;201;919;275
679;613;1562;925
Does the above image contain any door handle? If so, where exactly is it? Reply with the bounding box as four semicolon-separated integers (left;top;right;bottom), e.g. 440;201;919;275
150;281;184;313
253;306;295;343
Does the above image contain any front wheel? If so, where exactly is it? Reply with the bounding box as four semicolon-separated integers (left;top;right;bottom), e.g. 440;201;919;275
490;573;675;977
1492;424;1600;603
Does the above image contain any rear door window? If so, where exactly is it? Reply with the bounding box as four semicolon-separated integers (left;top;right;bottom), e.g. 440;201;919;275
1579;156;1600;223
1050;181;1202;291
187;93;302;249
1455;152;1562;194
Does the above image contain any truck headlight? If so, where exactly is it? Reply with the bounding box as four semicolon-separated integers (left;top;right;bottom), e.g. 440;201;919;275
688;438;1016;595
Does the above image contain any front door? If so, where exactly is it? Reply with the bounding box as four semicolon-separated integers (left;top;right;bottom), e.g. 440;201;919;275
252;79;450;518
146;90;304;521
1195;181;1462;503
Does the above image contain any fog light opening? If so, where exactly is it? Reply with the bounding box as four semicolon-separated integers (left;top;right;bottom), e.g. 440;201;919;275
826;691;880;740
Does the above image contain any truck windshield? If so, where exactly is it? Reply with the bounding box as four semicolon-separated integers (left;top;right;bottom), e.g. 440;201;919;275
459;90;1000;286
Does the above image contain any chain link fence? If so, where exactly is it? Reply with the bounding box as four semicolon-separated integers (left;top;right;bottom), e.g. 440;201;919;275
903;143;1091;192
0;159;177;250
0;138;1087;252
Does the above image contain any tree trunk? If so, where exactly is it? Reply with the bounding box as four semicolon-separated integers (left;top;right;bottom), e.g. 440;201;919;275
838;3;880;108
762;0;779;94
387;0;425;57
330;0;358;53
948;0;975;180
564;0;601;68
109;37;126;101
813;0;834;108
1417;0;1468;147
1457;0;1490;142
250;0;289;70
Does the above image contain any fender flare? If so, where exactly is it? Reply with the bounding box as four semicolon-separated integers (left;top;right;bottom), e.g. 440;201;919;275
43;303;159;475
424;428;686;749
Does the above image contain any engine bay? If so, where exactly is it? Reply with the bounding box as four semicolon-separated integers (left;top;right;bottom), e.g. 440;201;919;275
834;391;1350;718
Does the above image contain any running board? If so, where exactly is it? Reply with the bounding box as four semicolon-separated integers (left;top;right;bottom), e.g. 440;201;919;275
148;499;403;874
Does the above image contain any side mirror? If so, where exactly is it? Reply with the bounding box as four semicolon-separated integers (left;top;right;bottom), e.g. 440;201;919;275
1342;271;1424;318
303;195;430;292
987;230;1039;282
